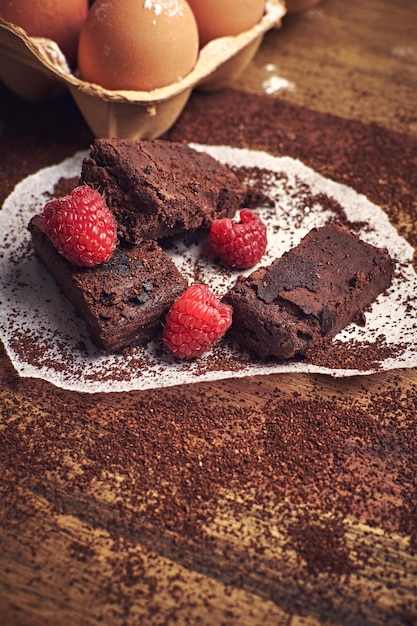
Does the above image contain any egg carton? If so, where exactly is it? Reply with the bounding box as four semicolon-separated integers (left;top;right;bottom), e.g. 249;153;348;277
0;0;286;140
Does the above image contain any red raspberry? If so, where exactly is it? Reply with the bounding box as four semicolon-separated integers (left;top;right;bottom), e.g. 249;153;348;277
41;186;117;267
209;209;267;269
163;284;232;359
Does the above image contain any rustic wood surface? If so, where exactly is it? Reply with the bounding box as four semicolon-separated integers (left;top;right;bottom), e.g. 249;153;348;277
1;1;417;625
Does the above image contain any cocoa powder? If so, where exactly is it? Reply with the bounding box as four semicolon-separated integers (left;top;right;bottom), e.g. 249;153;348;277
166;89;417;265
1;84;417;623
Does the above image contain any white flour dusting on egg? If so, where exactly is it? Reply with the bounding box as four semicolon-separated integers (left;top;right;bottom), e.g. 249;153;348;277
143;0;183;18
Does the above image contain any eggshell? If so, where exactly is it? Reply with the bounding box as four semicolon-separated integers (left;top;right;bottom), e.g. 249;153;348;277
0;0;88;67
0;0;286;138
78;0;199;91
186;0;265;47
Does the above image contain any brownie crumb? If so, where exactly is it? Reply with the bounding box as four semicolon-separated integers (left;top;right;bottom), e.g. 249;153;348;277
1;85;417;623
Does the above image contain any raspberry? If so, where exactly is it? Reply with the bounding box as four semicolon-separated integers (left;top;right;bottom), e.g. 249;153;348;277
163;284;232;359
209;208;267;269
41;186;117;267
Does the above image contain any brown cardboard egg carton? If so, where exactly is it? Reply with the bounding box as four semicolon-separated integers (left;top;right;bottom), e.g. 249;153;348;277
0;0;286;140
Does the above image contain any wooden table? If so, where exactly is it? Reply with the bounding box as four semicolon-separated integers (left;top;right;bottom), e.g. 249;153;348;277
1;1;417;624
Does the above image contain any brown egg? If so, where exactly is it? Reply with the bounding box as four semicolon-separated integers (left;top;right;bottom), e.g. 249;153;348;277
78;0;199;91
186;0;265;47
0;0;88;67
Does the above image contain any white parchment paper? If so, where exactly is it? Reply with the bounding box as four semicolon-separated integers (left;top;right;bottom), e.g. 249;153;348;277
1;144;416;393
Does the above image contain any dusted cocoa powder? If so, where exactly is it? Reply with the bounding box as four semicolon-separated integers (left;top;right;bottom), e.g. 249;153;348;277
1;84;417;624
166;90;417;267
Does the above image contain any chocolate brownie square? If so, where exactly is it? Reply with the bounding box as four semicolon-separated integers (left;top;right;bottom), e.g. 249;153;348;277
223;223;395;359
80;139;248;243
29;215;188;352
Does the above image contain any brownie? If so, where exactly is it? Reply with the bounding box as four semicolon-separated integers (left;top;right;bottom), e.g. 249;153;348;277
28;215;188;353
223;223;395;360
80;139;249;244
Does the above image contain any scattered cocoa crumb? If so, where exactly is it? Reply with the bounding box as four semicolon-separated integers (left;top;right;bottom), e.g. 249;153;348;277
1;84;417;623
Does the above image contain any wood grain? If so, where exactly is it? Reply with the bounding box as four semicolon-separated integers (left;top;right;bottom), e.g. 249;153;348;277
237;0;417;137
1;1;417;625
